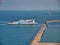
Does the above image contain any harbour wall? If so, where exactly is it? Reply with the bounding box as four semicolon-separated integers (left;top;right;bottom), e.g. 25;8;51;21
30;20;60;45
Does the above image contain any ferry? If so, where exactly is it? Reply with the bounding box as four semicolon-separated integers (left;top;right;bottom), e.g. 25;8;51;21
8;19;38;25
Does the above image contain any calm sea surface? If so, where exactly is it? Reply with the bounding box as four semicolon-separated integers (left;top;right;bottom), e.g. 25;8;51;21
40;22;60;43
0;10;60;45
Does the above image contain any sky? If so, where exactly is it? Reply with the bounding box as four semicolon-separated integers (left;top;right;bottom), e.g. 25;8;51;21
0;0;60;10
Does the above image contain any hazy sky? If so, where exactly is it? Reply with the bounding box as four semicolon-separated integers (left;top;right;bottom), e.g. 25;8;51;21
0;0;60;10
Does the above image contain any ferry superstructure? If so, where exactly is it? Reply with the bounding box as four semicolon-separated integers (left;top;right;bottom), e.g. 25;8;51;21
8;19;38;25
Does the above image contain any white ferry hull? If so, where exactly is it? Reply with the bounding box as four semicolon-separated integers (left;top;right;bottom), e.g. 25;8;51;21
8;23;38;25
8;19;38;25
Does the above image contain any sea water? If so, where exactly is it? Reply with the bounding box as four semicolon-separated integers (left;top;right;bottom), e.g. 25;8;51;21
40;22;60;43
0;10;60;45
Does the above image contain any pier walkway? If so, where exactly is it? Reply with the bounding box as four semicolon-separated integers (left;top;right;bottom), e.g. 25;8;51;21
47;20;60;23
30;20;60;45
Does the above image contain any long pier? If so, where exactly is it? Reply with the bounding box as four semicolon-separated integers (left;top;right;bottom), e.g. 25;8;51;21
30;20;60;45
47;20;60;23
30;23;47;45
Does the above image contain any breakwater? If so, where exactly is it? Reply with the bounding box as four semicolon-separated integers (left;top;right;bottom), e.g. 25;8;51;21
30;20;60;45
30;23;47;45
47;20;60;23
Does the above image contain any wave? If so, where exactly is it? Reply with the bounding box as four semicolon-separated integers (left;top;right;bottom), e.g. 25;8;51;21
0;21;8;23
0;24;8;26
